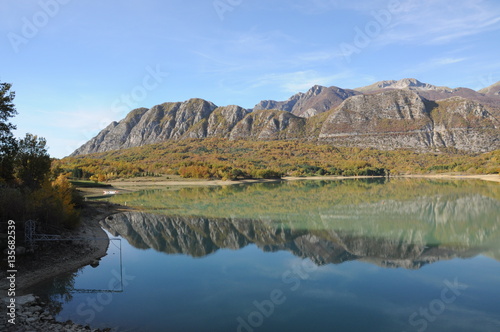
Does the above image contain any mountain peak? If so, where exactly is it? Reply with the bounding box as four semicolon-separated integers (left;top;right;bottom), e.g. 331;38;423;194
393;78;425;88
355;78;452;93
308;85;326;94
253;85;361;118
478;81;500;96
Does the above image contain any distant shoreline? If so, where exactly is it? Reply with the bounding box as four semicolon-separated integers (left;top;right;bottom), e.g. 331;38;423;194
69;173;500;197
286;174;500;183
109;173;500;188
396;174;500;183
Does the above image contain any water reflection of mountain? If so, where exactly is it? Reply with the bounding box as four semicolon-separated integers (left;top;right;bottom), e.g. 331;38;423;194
100;205;498;270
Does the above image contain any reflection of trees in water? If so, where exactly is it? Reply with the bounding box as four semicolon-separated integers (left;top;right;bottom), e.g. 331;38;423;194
107;179;500;227
35;270;78;316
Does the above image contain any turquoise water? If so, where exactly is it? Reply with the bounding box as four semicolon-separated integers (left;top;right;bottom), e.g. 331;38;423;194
33;179;500;331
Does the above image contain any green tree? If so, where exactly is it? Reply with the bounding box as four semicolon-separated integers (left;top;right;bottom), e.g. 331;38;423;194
0;81;18;183
15;133;51;188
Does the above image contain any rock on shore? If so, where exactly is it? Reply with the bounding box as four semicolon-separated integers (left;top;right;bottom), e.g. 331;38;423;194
1;295;110;332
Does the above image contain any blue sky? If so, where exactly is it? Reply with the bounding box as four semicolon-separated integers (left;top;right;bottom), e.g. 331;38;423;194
1;0;500;158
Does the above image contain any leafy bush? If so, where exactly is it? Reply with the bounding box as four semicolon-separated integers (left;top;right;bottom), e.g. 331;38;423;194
251;169;282;179
179;165;212;179
0;175;81;231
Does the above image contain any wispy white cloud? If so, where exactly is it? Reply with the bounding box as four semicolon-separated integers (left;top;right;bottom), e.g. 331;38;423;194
378;0;500;45
434;57;467;65
293;0;389;14
311;0;500;49
251;70;352;92
193;29;300;75
292;50;346;65
402;56;468;76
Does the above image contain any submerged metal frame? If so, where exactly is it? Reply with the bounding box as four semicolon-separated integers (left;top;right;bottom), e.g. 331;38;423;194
24;219;124;293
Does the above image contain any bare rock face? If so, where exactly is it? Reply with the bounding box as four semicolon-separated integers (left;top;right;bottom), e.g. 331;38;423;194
229;110;306;140
321;90;431;132
319;90;434;150
206;105;250;138
72;108;148;155
355;78;451;93
317;90;499;152
431;97;500;152
71;99;217;155
131;98;217;141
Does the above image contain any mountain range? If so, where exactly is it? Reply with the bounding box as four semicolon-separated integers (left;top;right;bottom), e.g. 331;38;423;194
71;78;500;156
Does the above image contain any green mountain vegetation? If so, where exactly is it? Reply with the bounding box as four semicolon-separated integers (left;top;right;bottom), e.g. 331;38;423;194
56;138;500;181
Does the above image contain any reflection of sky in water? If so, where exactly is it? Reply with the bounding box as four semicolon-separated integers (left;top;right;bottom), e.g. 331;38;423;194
33;180;500;332
53;241;500;332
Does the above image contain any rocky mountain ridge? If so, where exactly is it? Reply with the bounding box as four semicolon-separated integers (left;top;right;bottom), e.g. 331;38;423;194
253;85;361;118
353;78;500;111
355;78;454;93
71;79;500;156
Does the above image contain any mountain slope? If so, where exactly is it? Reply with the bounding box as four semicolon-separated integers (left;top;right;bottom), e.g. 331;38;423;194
73;99;217;155
355;78;500;109
254;85;361;118
355;78;452;93
318;91;499;151
229;110;306;140
479;81;500;97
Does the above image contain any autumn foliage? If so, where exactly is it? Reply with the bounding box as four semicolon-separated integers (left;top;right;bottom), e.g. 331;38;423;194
54;138;500;181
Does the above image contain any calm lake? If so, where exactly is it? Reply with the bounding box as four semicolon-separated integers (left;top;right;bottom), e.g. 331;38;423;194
32;179;500;332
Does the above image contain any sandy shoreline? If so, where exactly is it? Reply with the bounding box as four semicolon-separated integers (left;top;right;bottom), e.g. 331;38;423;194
397;174;500;183
286;174;500;183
